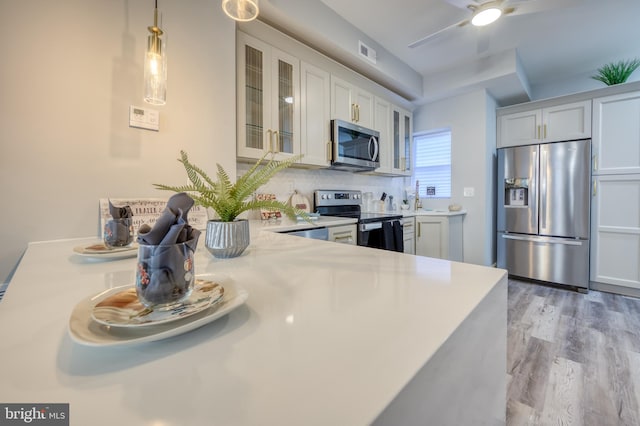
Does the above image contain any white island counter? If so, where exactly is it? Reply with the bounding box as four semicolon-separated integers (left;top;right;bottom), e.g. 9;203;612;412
0;223;507;426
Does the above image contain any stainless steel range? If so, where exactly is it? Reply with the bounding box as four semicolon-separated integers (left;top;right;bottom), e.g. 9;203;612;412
314;190;404;252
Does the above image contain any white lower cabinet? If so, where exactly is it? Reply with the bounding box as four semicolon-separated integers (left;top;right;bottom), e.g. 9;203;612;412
402;217;415;254
328;224;357;245
590;174;640;289
415;215;464;261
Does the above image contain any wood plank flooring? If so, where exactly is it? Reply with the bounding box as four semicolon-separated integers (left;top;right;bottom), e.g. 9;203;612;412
507;279;640;426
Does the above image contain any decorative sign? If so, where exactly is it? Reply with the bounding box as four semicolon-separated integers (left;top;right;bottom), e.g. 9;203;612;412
99;198;209;238
255;193;281;220
426;186;436;196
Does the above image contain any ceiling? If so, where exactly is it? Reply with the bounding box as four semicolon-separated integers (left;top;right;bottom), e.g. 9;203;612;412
316;0;640;102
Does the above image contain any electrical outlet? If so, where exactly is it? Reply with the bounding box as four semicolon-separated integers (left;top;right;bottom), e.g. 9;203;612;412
463;187;475;197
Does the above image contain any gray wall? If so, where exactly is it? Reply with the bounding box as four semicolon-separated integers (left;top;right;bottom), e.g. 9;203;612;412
0;0;236;282
413;89;497;267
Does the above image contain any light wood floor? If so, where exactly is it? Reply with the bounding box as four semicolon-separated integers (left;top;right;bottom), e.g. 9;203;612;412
507;279;640;426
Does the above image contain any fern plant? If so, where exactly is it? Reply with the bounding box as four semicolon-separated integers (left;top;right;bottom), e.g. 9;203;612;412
591;58;640;86
154;151;307;222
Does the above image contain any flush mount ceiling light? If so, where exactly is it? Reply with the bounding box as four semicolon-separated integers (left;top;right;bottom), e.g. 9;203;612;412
470;1;503;26
144;0;167;105
222;0;259;22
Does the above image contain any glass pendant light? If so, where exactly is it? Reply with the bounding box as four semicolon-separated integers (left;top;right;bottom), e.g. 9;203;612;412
144;0;167;105
222;0;259;22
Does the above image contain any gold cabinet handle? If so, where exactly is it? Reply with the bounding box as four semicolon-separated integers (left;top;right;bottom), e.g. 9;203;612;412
327;141;332;161
273;130;280;153
266;129;273;152
351;104;356;122
356;104;360;122
537;125;541;140
593;179;597;197
417;222;421;238
544;124;547;139
593;154;598;171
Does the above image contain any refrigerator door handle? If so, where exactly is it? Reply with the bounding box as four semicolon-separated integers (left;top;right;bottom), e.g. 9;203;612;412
501;234;584;246
540;147;548;230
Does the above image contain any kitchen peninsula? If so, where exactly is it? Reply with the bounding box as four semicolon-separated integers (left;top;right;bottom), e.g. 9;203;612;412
0;222;507;425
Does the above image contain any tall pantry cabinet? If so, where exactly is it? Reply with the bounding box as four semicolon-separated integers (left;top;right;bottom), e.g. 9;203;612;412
590;91;640;292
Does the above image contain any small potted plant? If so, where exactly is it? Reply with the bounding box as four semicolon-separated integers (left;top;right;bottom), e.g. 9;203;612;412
154;151;308;258
591;58;640;86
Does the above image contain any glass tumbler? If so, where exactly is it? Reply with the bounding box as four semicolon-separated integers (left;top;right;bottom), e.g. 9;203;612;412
135;242;195;309
104;218;134;248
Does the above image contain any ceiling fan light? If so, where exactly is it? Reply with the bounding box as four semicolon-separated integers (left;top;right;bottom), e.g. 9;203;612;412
222;0;259;22
471;7;502;26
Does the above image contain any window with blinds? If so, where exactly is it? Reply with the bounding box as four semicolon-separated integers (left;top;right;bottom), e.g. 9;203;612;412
413;129;451;198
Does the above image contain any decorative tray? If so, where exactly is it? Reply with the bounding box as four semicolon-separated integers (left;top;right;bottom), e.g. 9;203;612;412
72;243;138;260
68;274;248;347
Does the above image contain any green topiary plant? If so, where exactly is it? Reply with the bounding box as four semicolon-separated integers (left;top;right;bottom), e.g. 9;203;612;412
591;58;640;86
154;151;307;222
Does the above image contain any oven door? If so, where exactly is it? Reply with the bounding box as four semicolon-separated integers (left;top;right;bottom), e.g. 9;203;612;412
359;220;403;252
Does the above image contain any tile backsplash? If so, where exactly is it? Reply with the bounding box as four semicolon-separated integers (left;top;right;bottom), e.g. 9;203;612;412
237;162;410;214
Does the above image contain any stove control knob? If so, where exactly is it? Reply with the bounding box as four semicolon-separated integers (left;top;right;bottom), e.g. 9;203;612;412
353;194;360;199
327;194;333;199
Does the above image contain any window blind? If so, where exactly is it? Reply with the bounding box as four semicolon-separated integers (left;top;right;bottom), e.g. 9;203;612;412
413;129;451;198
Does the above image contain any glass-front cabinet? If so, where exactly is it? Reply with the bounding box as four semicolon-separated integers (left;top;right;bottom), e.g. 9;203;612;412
237;32;300;161
392;105;412;176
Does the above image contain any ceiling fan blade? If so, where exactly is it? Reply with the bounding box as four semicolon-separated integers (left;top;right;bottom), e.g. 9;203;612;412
444;0;479;10
507;0;584;16
408;18;470;48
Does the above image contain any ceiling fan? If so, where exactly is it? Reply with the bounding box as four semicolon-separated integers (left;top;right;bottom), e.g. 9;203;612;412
408;0;582;48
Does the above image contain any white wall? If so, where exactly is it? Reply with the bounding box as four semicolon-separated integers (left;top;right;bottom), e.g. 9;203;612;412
0;0;236;282
413;90;496;267
531;69;640;101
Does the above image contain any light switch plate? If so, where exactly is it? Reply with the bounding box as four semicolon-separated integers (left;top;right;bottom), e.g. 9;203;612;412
129;105;159;131
463;187;475;197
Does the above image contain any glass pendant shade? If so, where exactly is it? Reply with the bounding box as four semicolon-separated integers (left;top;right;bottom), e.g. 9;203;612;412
144;3;167;105
222;0;259;22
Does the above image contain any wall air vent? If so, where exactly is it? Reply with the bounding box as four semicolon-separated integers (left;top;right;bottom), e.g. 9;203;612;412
358;40;377;64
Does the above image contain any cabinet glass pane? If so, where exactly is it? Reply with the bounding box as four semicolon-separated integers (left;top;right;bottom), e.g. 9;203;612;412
278;59;294;154
245;45;263;150
404;115;411;172
393;110;400;169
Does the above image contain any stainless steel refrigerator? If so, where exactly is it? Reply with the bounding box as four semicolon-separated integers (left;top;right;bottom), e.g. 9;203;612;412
497;139;591;290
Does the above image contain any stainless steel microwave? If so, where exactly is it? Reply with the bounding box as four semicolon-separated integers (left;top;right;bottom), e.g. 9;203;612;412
330;119;380;171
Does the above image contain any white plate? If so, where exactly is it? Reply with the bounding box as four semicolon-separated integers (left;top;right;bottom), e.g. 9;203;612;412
68;274;248;347
73;243;138;260
91;279;225;328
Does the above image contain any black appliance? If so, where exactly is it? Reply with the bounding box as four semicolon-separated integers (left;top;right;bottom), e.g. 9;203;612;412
314;190;403;252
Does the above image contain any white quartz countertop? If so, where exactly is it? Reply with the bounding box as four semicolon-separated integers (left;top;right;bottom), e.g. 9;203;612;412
0;223;504;425
363;209;467;217
252;215;357;233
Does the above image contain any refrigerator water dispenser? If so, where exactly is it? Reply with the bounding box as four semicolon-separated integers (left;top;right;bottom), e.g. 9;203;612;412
504;178;529;207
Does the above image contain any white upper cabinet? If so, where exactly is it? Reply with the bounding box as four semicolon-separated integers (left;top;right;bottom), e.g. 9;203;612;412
498;100;591;147
374;97;392;174
237;32;300;161
392;105;412;176
592;91;640;175
300;61;331;167
330;75;374;129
